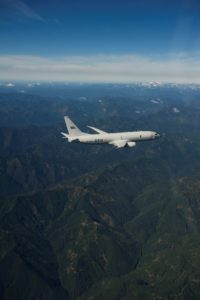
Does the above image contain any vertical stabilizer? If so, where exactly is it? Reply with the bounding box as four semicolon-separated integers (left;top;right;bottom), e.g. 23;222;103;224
64;116;85;136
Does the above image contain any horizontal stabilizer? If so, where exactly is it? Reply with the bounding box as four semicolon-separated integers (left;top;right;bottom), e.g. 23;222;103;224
61;132;69;138
61;132;79;142
87;126;107;134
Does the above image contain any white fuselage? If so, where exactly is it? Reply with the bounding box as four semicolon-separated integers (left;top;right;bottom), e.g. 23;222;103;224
73;131;158;144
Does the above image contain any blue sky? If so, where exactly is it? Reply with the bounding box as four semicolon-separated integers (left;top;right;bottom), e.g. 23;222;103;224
1;0;200;83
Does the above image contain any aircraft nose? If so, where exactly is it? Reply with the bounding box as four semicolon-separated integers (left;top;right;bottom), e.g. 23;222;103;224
155;133;160;138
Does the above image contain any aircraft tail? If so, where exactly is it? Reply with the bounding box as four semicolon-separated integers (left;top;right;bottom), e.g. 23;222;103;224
61;131;78;142
64;116;85;136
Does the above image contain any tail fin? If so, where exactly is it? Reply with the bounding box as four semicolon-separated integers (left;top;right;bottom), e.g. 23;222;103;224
64;116;85;136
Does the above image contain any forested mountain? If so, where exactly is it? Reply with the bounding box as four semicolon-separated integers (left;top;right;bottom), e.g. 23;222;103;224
1;83;200;299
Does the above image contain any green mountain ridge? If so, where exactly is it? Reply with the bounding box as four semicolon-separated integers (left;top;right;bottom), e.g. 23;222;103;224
1;88;200;299
1;157;200;299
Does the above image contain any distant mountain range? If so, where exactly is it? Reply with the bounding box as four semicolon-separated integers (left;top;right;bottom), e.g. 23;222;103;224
1;85;200;299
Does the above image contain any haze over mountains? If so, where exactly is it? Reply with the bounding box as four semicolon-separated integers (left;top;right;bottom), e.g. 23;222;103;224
1;83;200;299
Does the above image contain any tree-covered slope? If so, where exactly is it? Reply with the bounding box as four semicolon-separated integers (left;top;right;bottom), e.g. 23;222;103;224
1;85;200;299
1;158;200;299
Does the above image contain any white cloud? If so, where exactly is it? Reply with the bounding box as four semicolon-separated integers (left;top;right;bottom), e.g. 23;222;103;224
27;83;35;87
3;0;44;22
15;0;44;21
5;82;15;87
173;107;180;113
0;53;200;83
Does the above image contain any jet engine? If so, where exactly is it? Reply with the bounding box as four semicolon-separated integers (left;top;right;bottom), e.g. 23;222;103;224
127;142;136;147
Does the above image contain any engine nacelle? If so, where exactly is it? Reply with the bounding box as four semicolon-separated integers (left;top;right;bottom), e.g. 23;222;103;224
127;142;136;148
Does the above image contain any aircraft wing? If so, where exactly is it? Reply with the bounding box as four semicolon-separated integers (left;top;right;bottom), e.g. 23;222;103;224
87;126;107;134
109;140;127;148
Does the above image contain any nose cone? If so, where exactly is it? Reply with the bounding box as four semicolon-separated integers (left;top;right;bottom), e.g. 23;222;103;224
155;132;160;139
